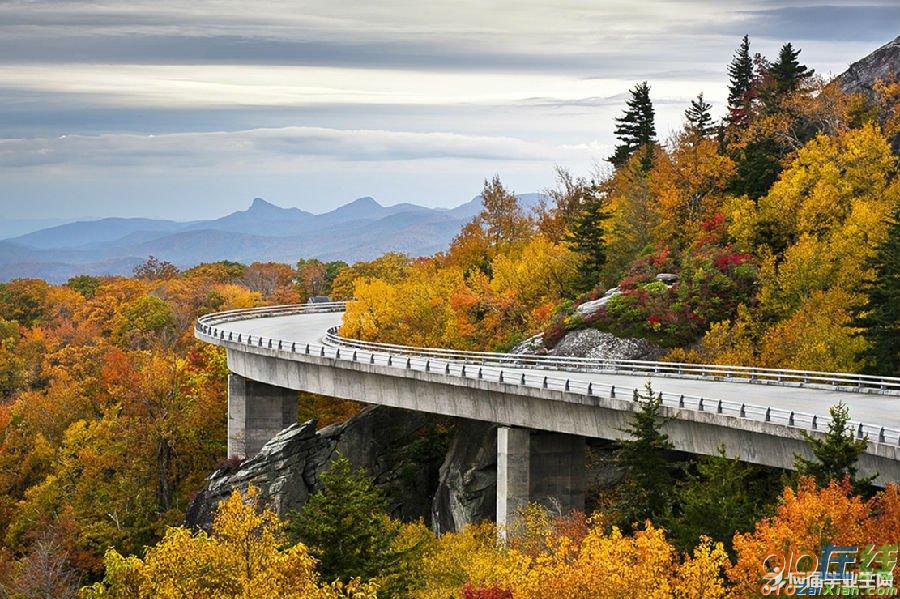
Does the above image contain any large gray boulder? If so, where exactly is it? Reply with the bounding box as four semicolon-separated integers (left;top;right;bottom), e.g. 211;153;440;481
431;420;497;534
185;405;449;529
551;328;662;361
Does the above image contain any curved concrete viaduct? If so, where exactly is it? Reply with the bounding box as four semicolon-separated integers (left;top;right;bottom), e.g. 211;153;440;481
196;304;900;527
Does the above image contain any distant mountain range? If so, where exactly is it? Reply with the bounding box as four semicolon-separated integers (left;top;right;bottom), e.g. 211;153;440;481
0;194;544;283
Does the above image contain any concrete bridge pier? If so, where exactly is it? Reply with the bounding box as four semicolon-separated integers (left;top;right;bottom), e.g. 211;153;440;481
228;373;297;459
496;427;586;536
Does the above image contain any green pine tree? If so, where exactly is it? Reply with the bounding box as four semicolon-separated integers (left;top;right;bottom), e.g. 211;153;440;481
731;135;784;199
610;82;656;170
566;182;610;293
769;42;814;99
684;93;714;139
857;206;900;376
288;454;418;592
726;35;754;127
666;446;780;554
613;383;678;529
794;402;875;493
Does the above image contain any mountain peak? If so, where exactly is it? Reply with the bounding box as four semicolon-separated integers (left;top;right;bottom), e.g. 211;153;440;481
249;197;279;211
346;196;381;208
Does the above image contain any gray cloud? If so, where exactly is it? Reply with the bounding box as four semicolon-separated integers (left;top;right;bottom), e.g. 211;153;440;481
737;5;900;42
0;126;580;169
0;1;889;74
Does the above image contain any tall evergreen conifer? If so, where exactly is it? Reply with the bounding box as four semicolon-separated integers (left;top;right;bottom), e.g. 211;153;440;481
566;182;609;292
610;82;656;170
726;35;754;127
685;93;714;139
613;384;678;529
770;43;814;98
857;206;900;376
795;402;874;493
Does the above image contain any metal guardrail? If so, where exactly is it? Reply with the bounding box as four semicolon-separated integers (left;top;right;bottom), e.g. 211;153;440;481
323;329;900;395
195;302;900;450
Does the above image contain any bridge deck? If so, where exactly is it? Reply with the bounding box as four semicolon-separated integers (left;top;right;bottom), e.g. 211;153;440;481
218;312;900;430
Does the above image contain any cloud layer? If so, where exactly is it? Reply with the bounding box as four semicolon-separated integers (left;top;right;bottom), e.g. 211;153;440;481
0;0;895;218
1;126;602;169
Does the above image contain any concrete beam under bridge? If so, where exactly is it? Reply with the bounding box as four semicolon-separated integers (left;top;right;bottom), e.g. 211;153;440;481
228;373;297;459
497;427;586;537
221;347;900;486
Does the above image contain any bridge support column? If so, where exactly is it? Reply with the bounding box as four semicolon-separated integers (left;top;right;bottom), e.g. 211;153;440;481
496;427;586;537
228;373;297;459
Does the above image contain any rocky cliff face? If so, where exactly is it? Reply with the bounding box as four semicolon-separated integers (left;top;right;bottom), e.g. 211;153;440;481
431;419;497;534
839;35;899;97
186;405;451;529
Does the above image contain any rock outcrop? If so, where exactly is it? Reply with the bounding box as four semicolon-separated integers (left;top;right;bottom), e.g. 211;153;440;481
431;420;497;534
186;405;449;529
575;286;621;318
550;328;662;360
839;35;899;98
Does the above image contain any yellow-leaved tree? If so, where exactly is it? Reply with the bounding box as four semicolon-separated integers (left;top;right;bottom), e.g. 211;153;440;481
80;487;377;599
699;123;899;371
413;510;730;599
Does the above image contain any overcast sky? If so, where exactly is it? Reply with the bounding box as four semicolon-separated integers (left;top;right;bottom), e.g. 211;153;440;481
1;1;897;220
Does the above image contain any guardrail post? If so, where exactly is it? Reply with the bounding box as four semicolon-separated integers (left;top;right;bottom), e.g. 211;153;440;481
587;382;592;395
788;412;795;426
812;415;817;430
740;404;746;417
698;398;704;412
478;368;483;379
633;389;639;402
717;400;723;414
564;379;570;391
406;357;412;368
499;371;504;383
237;334;241;343
425;360;430;372
543;376;548;388
858;423;864;439
305;343;310;354
387;354;392;366
291;342;295;352
461;364;465;376
370;353;375;364
352;350;357;361
679;394;684;408
879;427;886;443
336;349;340;359
521;373;526;384
228;332;233;341
445;363;450;374
610;385;615;398
320;347;325;357
765;407;771;422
